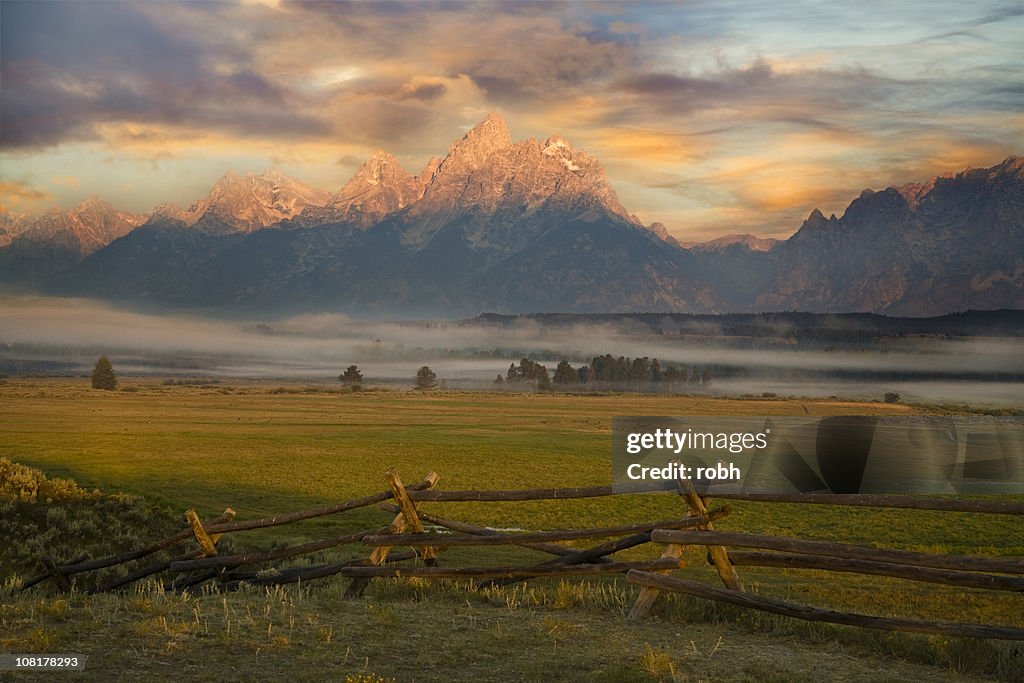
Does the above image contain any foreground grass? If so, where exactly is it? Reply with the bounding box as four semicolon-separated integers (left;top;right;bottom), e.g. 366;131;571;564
1;379;1021;681
3;577;1020;683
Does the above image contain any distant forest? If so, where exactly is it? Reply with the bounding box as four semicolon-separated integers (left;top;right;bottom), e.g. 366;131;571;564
473;310;1024;342
496;355;713;392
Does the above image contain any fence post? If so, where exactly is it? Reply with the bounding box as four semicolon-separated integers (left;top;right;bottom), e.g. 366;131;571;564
173;508;236;591
629;479;743;619
345;470;439;598
679;480;744;592
385;469;438;565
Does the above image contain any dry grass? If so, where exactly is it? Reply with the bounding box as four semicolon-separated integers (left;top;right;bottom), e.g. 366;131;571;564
0;379;1020;681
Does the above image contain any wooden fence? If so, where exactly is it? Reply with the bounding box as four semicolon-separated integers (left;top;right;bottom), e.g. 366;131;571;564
18;470;1024;641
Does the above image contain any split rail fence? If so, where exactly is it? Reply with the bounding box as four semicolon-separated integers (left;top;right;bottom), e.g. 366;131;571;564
18;470;1024;641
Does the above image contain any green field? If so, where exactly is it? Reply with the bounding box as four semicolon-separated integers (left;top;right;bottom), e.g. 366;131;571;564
1;379;1021;682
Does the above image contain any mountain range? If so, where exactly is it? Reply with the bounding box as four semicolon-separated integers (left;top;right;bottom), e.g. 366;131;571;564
1;113;1021;317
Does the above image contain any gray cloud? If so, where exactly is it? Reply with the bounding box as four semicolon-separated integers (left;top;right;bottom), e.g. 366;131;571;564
0;1;330;149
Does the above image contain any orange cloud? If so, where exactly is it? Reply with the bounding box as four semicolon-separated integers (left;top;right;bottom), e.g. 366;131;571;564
0;181;52;212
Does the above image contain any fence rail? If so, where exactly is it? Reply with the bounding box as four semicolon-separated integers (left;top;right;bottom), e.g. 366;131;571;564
17;468;1024;641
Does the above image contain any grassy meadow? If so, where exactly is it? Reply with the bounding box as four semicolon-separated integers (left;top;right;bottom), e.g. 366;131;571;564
0;378;1021;681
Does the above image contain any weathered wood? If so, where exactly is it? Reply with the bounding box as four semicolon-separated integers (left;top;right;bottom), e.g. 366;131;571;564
650;530;1024;574
680;480;743;591
728;551;1024;592
207;508;236;544
185;509;219;557
630;481;741;620
378;503;610;560
626;570;1024;640
480;532;655;589
627;542;687;620
711;493;1024;516
361;508;729;548
346;471;440;598
94;509;238;593
20;529;195;589
167;569;220;593
337;557;685;579
385;469;437;564
170;525;392;572
42;557;72;592
220;551;420;591
173;508;237;591
405;486;1024;515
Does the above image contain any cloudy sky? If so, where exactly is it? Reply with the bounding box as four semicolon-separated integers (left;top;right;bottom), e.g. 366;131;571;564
1;0;1021;240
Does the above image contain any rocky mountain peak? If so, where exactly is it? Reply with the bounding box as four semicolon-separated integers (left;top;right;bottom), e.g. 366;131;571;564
435;112;513;176
541;135;583;173
303;151;423;228
343;151;411;189
188;168;330;234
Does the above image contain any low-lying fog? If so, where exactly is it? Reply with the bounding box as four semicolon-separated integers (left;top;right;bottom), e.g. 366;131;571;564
1;297;1021;407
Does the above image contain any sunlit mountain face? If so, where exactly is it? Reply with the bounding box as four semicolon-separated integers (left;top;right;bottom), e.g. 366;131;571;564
1;111;1020;317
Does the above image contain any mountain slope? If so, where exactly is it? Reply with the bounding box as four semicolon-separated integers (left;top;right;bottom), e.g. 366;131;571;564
0;197;146;286
6;113;1021;317
756;157;1024;315
180;169;332;234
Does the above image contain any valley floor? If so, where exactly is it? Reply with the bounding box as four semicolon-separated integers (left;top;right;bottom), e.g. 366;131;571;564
0;380;1020;681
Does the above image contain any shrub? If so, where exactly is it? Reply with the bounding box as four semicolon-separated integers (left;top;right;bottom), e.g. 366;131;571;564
884;392;901;403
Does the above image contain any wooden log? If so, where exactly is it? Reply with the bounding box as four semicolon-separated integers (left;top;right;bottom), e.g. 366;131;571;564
346;471;440;598
628;543;686;620
378;503;607;560
727;551;1024;592
360;508;729;548
680;480;743;592
385;469;437;564
41;557;72;593
480;532;655;589
166;569;220;593
94;509;237;593
626;570;1024;640
220;551;420;591
185;509;218;557
710;493;1024;516
650;530;1024;574
170;525;392;572
20;529;195;589
405;486;1024;516
336;557;685;580
629;479;729;620
20;487;416;590
174;508;237;591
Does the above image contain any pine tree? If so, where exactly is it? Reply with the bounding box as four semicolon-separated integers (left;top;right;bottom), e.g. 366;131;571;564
415;365;437;390
91;356;117;390
552;360;578;385
339;365;363;385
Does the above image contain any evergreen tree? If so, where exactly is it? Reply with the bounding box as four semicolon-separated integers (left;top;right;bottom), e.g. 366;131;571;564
415;365;437;390
552;360;578;385
91;356;117;390
339;365;363;385
534;365;551;391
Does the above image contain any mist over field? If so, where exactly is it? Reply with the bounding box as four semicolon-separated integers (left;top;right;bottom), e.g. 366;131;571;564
1;296;1021;407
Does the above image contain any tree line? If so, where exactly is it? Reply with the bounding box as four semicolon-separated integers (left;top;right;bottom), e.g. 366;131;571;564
495;355;713;392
